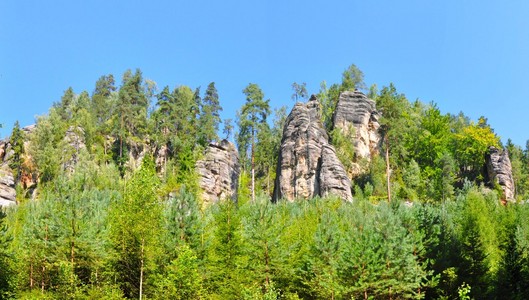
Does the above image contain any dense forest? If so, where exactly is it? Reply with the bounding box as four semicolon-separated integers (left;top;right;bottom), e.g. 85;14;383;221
1;65;529;299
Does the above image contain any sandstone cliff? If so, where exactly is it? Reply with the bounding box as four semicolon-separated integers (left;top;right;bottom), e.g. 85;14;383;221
196;139;240;206
486;146;515;202
273;96;353;202
333;90;381;161
0;164;16;207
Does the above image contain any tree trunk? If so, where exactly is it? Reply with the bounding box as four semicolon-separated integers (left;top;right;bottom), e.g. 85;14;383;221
251;131;255;203
265;241;270;286
139;237;145;300
385;139;391;203
30;261;34;289
42;224;48;293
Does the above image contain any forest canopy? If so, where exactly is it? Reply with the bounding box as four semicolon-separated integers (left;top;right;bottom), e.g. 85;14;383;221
0;65;529;299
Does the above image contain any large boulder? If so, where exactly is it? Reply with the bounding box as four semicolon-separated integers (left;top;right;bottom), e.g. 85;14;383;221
486;146;515;202
196;139;240;206
333;90;381;161
273;95;353;202
0;164;16;207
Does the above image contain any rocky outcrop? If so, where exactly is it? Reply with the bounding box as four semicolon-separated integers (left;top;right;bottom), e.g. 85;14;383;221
486;146;515;202
63;126;86;173
273;95;353;202
0;164;16;207
196;139;240;206
333;90;381;161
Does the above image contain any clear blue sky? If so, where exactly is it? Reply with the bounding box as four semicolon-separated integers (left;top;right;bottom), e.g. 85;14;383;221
1;0;528;146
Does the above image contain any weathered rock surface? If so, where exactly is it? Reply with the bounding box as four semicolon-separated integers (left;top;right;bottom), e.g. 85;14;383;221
0;164;16;207
196;139;240;206
63;126;86;173
333;90;381;160
273;95;353;202
486;146;515;202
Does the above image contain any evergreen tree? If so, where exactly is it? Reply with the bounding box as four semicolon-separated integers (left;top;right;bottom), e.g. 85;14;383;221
341;63;366;91
236;83;271;202
9;120;24;183
113;69;149;172
291;82;308;103
223;118;233;140
55;87;75;121
0;211;13;298
163;185;201;253
110;157;162;298
205;200;247;298
199;82;222;146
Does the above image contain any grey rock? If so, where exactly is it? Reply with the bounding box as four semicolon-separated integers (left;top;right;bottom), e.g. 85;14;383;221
273;95;353;202
63;126;86;172
333;90;381;161
0;140;6;162
196;139;240;206
0;164;16;207
319;145;354;200
486;146;515;202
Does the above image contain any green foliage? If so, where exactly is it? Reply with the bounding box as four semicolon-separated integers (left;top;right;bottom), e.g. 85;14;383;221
198;82;223;146
9;120;25;182
3;65;529;299
109;156;162;298
205;200;247;298
341;63;366;91
291;82;308;103
330;124;356;177
150;244;204;300
454;121;500;183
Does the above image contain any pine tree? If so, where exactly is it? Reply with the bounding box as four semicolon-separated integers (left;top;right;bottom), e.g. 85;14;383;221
205;200;247;298
236;83;271;202
199;82;222;146
110;156;162;298
9;121;24;183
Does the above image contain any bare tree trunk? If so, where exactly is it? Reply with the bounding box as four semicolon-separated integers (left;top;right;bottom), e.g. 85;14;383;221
265;241;270;286
139;237;144;300
385;139;391;203
30;261;34;289
251;131;255;203
42;224;48;293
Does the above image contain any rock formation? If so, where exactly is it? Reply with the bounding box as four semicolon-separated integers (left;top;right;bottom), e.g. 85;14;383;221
333;90;381;160
273;95;353;202
0;164;16;207
196;139;240;206
486;146;515;202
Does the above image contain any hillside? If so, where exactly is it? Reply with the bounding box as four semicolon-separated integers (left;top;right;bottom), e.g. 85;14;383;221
1;65;529;299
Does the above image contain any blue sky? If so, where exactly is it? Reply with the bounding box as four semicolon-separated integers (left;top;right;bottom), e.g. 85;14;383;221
1;0;528;146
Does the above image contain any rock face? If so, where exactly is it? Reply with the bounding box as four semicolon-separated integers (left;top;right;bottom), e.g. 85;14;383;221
486;146;515;202
333;90;381;161
196;139;240;206
0;164;16;207
273;96;353;202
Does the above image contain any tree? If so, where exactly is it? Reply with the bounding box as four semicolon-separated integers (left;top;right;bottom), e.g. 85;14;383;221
110;157;162;299
341;64;366;91
55;87;75;121
171;85;198;151
454;121;500;183
376;84;411;202
223;118;233;140
291;82;308;103
163;185;201;252
0;210;14;298
236;83;271;202
150;244;204;299
205;200;247;298
9;121;24;183
113;69;149;172
199;82;223;145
